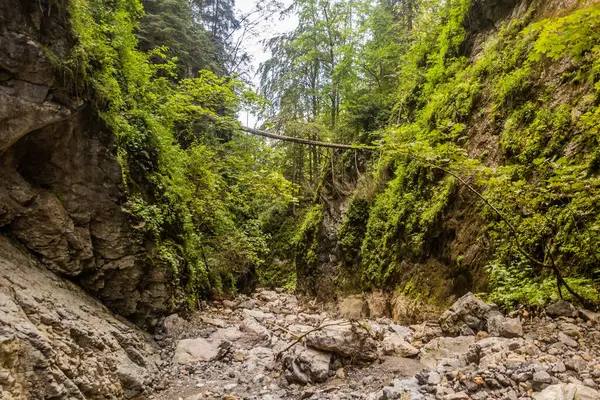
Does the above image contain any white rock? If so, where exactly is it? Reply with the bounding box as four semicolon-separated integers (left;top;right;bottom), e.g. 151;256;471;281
419;336;475;369
173;338;221;364
301;321;379;361
533;383;600;400
381;334;419;357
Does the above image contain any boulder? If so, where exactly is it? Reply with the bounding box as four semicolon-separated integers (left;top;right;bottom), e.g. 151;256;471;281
173;338;221;364
381;334;419;357
545;300;578;318
533;383;600;400
578;309;600;324
301;321;379;361
282;346;331;384
240;316;271;344
440;293;497;336
419;336;475;369
163;314;189;338
487;315;523;338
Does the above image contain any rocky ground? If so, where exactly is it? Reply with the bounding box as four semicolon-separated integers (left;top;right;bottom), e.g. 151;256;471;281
0;236;160;400
2;236;599;400
149;290;600;400
3;242;600;400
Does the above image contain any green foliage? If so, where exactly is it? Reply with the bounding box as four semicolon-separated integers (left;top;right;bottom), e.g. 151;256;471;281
294;204;325;267
486;264;599;308
327;1;600;307
373;3;600;306
360;160;456;288
473;6;600;307
338;197;371;265
61;0;294;306
137;0;220;78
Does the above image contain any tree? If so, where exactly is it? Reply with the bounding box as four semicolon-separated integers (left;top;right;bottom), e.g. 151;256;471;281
138;0;220;78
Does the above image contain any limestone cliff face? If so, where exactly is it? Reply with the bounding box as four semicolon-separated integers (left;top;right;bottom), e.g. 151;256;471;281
0;0;173;325
0;1;170;397
0;236;160;399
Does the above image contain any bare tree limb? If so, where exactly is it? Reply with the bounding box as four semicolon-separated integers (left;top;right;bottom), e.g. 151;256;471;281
240;126;375;151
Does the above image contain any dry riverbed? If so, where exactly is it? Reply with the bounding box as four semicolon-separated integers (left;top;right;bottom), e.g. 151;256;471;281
149;290;600;400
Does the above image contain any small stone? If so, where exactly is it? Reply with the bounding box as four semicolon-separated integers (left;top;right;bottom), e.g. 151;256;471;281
224;383;237;391
552;361;566;373
532;371;552;391
428;372;441;385
558;332;578;348
583;378;596;388
443;391;470;400
546;300;577;318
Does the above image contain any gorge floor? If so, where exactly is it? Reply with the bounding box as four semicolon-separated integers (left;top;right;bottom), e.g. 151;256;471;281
148;291;600;400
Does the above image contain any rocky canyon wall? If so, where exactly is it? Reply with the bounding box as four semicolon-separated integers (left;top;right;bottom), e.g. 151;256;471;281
0;0;175;325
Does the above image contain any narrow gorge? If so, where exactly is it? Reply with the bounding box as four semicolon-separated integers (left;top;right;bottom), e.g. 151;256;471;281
1;0;600;398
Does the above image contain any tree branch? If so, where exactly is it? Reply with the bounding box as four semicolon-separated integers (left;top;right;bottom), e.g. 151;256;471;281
240;126;375;151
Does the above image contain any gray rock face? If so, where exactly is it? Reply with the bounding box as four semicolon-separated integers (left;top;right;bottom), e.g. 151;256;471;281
0;0;175;325
0;236;159;400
